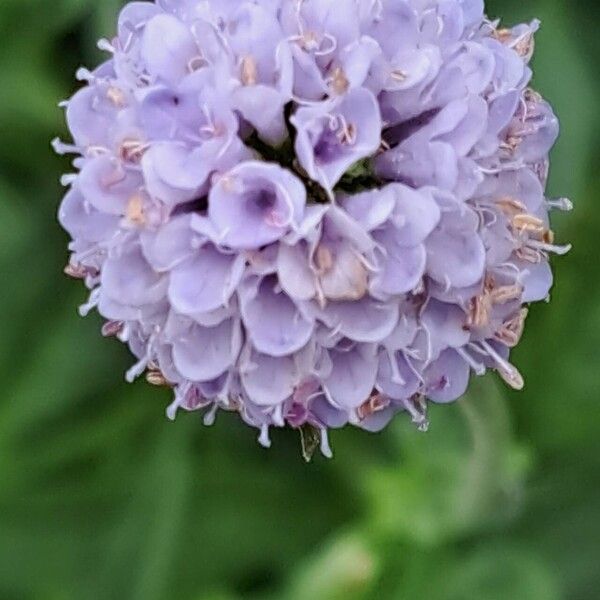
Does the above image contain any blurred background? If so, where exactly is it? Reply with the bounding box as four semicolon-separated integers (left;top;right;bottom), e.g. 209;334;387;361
0;0;598;598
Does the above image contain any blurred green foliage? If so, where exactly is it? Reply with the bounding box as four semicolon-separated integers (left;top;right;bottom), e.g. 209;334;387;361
0;1;598;598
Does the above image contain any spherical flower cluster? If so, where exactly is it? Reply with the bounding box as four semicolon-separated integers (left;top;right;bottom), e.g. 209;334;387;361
56;0;571;456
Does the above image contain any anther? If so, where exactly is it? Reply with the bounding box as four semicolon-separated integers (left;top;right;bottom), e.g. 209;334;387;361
489;284;523;304
499;364;525;390
329;67;349;95
119;139;148;163
390;69;408;82
106;86;127;108
542;229;555;245
511;213;545;234
336;119;357;145
315;244;334;273
402;394;429;432
64;263;97;279
240;55;258;86
514;33;535;61
300;31;320;52
515;246;543;263
467;294;490;328
125;194;146;226
188;55;208;72
102;320;124;337
357;392;389;420
495;308;528;348
480;340;524;390
146;369;170;387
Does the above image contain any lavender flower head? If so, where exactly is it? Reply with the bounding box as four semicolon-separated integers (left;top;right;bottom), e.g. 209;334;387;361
56;0;571;458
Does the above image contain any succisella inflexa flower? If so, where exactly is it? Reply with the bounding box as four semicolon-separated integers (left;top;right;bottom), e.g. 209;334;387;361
56;0;570;458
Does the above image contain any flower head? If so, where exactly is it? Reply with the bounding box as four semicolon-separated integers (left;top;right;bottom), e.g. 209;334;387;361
57;0;569;457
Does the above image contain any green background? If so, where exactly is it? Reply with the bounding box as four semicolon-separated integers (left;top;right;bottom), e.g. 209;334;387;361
0;1;598;598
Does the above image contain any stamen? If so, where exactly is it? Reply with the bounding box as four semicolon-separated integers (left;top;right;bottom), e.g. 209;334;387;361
188;55;208;72
52;138;80;155
299;30;320;52
498;365;525;390
86;145;110;158
546;197;573;212
240;55;258;86
515;246;543;263
126;327;160;383
199;103;222;139
271;404;285;427
102;320;124;337
480;340;524;390
456;347;486;375
379;139;391;153
495;308;528;348
125;194;146;226
387;351;406;385
258;424;272;448
320;429;333;459
467;294;491;328
335;114;357;145
204;403;219;426
478;160;524;175
76;67;95;83
265;209;292;228
64;263;97;279
501;135;521;152
166;384;189;421
543;229;555;244
357;392;389;420
126;358;149;384
315;245;334;273
493;28;512;44
117;323;131;343
79;288;101;317
316;33;337;57
97;38;116;54
489;284;523;304
328;66;349;95
106;86;127;108
351;248;380;273
514;31;536;61
119;139;148;163
527;240;572;256
316;285;327;309
401;394;429;432
390;69;408;82
146;369;170;387
495;196;527;215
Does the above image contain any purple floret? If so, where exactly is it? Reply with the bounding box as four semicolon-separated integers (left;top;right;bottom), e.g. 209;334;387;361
56;0;570;457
